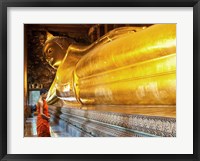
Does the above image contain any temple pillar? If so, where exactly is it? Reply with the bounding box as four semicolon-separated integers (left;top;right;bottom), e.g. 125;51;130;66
24;25;29;120
104;24;108;34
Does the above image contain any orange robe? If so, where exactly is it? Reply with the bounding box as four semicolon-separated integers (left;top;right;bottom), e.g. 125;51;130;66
36;100;50;137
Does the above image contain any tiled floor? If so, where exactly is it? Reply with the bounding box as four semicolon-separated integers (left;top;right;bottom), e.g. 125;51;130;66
24;115;70;137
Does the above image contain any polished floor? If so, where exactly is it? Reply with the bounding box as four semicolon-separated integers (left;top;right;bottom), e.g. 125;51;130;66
24;115;70;137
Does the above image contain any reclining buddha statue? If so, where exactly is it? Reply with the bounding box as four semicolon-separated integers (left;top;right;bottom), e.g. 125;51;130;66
44;24;176;106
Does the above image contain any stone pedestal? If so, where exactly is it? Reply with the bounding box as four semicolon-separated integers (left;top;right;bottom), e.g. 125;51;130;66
49;105;176;137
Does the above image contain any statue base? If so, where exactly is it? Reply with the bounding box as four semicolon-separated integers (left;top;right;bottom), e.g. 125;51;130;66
49;105;176;137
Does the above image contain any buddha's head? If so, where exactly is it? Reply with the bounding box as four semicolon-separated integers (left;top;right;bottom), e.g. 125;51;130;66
43;32;74;69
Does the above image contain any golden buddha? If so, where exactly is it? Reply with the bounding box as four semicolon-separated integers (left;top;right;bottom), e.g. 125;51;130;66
44;24;176;106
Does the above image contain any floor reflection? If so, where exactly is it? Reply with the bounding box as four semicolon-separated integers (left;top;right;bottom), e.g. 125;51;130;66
24;115;71;137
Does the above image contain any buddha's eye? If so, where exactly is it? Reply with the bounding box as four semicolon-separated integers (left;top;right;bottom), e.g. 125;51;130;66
48;48;53;54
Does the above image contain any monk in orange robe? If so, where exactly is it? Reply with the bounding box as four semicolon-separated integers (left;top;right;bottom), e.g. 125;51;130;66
36;89;51;137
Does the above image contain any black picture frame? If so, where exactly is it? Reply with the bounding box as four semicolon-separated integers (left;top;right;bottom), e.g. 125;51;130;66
0;0;199;160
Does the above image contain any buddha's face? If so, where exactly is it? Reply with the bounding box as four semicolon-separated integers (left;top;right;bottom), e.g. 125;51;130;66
43;41;66;69
43;37;73;69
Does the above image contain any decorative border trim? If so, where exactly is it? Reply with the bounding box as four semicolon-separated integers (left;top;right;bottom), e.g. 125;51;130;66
49;105;176;137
